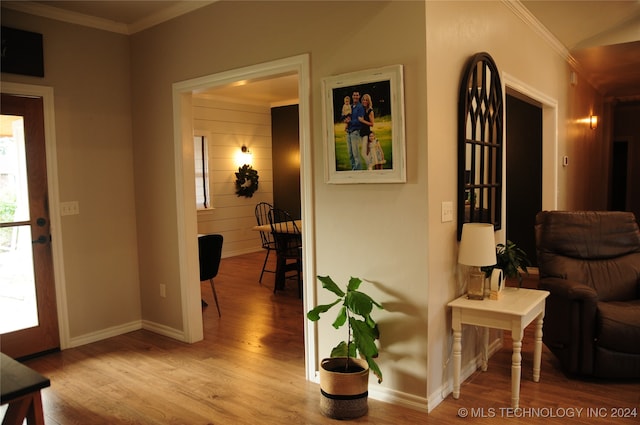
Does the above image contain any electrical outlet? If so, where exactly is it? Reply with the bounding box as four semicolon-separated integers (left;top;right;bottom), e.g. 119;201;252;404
160;284;166;298
441;201;453;222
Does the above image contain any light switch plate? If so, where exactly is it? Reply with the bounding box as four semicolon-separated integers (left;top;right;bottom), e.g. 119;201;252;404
441;201;453;222
60;201;80;216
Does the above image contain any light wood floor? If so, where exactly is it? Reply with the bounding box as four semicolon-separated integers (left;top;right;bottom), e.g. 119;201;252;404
9;252;639;424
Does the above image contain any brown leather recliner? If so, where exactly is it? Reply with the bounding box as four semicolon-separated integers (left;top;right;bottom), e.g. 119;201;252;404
535;211;640;378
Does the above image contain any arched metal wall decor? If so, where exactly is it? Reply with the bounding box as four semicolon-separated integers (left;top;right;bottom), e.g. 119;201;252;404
457;52;503;240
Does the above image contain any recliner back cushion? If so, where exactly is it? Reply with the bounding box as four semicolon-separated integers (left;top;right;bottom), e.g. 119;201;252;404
536;211;640;301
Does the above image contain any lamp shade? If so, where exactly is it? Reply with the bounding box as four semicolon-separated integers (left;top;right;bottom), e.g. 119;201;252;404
458;223;497;267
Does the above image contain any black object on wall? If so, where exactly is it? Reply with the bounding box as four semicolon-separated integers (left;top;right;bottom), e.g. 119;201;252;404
271;105;301;220
1;26;44;77
506;94;542;267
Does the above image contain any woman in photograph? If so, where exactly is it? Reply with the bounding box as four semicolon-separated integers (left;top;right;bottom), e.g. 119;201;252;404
358;93;375;169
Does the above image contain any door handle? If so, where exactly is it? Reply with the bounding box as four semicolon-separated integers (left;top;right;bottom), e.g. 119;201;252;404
32;235;49;244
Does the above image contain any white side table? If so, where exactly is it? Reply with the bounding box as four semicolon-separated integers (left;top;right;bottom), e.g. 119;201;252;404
447;287;549;408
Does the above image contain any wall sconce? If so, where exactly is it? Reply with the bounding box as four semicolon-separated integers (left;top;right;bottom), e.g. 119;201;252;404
590;115;598;130
458;223;497;300
235;144;253;167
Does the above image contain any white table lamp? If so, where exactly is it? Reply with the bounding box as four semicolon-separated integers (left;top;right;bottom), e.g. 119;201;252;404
458;223;497;299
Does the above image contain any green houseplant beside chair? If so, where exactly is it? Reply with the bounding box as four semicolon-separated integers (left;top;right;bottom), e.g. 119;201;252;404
307;275;384;419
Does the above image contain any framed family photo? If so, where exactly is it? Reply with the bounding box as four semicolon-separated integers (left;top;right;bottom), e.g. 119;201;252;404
322;64;406;184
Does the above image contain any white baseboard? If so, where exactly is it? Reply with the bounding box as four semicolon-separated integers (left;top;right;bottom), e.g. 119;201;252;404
141;320;187;341
65;319;187;348
369;385;429;413
67;320;142;348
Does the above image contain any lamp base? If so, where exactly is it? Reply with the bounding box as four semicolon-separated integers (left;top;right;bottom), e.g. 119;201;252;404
466;269;485;300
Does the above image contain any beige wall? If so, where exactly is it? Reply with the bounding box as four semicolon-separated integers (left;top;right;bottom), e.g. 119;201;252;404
1;9;141;342
193;96;274;257
1;0;610;412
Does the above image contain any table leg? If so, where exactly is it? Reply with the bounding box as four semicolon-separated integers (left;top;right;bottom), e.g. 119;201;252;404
452;327;462;399
533;313;544;382
275;253;285;291
481;327;489;372
2;391;46;425
511;327;523;409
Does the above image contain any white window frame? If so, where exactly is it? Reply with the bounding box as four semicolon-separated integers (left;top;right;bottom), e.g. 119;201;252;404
194;134;210;210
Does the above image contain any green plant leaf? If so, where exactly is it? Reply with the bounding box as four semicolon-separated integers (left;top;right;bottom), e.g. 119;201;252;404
317;275;345;297
366;357;383;383
345;291;372;317
306;298;341;321
350;317;379;359
332;306;347;329
346;291;383;320
347;276;362;291
330;341;349;357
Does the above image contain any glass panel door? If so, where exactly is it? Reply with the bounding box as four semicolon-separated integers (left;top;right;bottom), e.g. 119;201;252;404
0;114;39;334
1;93;59;359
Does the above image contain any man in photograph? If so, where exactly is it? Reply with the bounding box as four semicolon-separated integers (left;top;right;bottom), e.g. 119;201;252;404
345;90;365;170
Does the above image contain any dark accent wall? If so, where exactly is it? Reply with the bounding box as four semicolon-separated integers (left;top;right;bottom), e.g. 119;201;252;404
271;105;301;219
506;94;542;266
612;101;640;223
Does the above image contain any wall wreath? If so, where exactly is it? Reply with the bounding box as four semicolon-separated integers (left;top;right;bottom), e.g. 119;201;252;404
235;164;259;198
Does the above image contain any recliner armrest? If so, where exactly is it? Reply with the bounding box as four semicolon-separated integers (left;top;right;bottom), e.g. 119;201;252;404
539;277;598;301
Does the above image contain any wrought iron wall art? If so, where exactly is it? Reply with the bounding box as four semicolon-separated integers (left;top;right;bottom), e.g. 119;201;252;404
457;52;503;240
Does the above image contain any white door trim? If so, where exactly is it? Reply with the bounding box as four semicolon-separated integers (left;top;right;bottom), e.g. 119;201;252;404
171;54;317;380
502;73;559;218
2;82;70;350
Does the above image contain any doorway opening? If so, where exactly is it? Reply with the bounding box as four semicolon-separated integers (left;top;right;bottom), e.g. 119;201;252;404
505;93;542;266
1;83;67;358
503;75;559;270
172;54;317;381
611;140;628;211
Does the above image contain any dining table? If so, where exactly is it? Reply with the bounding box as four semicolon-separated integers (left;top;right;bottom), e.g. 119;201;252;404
252;220;302;234
252;220;302;291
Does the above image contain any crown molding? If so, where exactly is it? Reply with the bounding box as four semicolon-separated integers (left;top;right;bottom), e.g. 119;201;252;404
503;1;604;93
1;1;217;35
503;0;580;70
2;1;129;34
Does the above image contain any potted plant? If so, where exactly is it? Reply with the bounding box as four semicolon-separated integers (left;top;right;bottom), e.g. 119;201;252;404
481;240;531;287
306;275;384;419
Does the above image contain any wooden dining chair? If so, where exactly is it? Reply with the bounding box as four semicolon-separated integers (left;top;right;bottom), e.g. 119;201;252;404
255;202;277;284
267;208;302;298
198;234;223;317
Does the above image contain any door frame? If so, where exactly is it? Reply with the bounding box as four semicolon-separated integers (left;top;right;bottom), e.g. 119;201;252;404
501;74;559;244
171;54;317;381
2;82;69;350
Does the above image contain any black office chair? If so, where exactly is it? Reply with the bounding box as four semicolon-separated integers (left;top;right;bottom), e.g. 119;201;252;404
198;234;223;317
255;202;277;284
268;208;302;298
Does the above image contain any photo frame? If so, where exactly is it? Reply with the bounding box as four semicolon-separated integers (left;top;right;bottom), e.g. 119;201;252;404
322;65;406;184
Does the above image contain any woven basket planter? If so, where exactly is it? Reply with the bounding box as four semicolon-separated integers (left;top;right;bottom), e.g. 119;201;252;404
319;357;370;419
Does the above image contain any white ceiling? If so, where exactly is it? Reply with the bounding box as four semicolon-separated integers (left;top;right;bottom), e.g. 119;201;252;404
3;1;640;101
